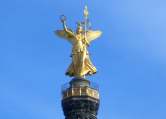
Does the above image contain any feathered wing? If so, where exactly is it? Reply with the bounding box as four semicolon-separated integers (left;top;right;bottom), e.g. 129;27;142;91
86;30;102;43
55;30;75;44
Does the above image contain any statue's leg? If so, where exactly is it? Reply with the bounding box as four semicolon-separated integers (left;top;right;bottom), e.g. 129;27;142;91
77;52;84;77
84;54;97;75
72;52;85;77
72;54;78;76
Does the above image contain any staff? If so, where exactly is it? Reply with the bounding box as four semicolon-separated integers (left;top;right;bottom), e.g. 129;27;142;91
83;5;90;46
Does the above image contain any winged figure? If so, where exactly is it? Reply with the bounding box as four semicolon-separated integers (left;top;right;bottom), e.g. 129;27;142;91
55;15;102;78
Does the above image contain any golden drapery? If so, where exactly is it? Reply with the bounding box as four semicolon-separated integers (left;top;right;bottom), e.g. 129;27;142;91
56;30;102;78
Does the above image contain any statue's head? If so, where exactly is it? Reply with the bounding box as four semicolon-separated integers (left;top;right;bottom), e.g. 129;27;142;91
76;22;83;34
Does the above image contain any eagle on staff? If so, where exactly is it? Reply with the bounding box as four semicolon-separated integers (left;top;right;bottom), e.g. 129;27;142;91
55;6;102;78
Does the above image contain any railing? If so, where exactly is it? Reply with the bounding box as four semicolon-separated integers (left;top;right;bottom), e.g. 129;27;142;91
61;81;99;99
62;87;99;99
62;81;99;92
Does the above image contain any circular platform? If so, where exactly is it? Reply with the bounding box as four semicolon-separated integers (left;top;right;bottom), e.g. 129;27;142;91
61;78;100;119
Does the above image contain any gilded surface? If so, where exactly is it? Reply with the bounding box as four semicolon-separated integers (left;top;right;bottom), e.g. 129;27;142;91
55;6;102;78
62;87;100;100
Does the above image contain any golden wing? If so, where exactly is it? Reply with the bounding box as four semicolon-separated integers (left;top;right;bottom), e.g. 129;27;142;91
55;30;75;44
86;30;102;43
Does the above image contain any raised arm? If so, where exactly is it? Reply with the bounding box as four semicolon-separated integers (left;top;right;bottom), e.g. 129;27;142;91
60;15;75;37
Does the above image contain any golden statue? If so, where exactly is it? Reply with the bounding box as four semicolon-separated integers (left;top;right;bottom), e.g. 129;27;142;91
55;6;102;78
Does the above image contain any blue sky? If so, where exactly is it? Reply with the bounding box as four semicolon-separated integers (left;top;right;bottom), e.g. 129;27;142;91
0;0;166;119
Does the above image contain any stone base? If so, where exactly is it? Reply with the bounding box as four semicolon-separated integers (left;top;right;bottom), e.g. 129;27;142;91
61;78;100;119
70;77;90;87
62;96;99;119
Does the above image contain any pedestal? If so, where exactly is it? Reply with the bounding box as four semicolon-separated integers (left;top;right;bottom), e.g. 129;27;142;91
61;78;100;119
